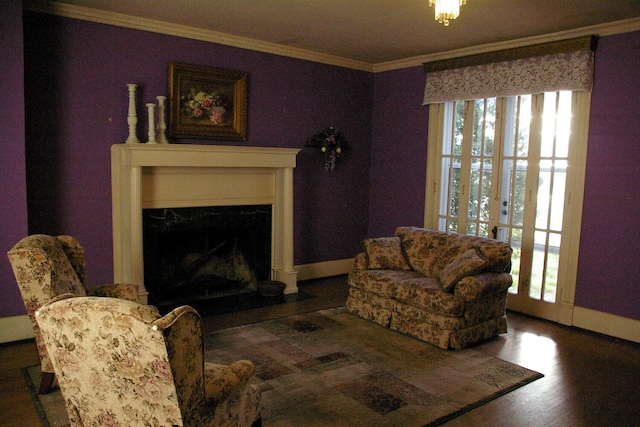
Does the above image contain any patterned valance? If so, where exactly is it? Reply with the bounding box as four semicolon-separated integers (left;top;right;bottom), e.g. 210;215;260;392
423;36;597;105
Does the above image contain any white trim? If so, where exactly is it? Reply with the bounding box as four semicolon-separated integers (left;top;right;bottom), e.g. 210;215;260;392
0;315;34;344
295;259;353;281
573;307;640;344
23;1;640;73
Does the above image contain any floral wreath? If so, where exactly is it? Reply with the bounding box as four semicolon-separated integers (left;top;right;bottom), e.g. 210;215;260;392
183;88;231;124
305;127;348;172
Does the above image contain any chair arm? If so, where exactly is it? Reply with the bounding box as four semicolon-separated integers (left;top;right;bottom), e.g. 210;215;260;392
152;306;205;416
453;272;513;301
87;283;140;302
204;360;256;404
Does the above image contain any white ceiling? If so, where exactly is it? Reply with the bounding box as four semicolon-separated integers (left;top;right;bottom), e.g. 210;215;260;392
38;0;640;64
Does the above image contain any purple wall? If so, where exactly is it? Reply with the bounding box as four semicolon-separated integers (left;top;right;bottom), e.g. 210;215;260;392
574;32;640;319
370;67;430;237
0;0;29;317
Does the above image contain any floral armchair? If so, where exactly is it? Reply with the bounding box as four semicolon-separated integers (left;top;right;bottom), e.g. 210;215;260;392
7;234;140;394
35;296;262;427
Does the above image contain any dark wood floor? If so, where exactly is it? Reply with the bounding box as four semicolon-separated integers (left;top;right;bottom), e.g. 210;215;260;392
2;275;639;427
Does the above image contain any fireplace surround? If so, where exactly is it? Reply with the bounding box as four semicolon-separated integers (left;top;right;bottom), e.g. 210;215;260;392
111;143;299;304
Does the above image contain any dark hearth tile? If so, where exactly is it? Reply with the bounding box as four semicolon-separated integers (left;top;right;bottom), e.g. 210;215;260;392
335;378;408;415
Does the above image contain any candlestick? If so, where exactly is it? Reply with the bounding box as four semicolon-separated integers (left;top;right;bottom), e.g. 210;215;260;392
146;103;157;143
156;96;168;144
125;84;140;144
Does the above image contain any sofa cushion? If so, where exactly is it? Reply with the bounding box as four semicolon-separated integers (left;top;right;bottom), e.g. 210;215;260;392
439;249;488;293
395;227;450;278
394;277;465;317
349;269;423;298
364;237;411;270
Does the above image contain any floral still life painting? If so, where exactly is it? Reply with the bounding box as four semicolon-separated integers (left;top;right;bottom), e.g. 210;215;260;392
305;127;348;172
184;89;231;125
169;62;248;141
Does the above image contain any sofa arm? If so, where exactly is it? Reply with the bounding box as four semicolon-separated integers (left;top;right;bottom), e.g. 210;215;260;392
453;273;513;301
353;252;368;270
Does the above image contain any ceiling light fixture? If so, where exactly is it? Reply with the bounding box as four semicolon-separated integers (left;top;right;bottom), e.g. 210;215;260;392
429;0;466;26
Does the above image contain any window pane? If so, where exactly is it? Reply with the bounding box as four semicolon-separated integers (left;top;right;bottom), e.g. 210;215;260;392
541;92;557;158
480;160;492;222
469;159;480;220
536;160;552;229
549;160;567;232
529;231;547;300
453;101;464;156
484;98;496;156
544;233;561;303
472;99;484;156
518;95;531;157
556;91;572;158
513;160;527;227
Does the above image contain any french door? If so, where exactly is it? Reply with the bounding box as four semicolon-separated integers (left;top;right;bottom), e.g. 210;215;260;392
425;91;591;324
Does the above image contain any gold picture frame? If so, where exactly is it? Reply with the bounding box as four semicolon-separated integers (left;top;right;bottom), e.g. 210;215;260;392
168;62;248;141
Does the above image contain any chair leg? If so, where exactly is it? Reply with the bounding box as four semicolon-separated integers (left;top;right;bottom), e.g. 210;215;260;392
251;417;262;427
38;372;55;394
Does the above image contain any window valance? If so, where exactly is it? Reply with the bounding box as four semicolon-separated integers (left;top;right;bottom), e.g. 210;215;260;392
423;36;597;105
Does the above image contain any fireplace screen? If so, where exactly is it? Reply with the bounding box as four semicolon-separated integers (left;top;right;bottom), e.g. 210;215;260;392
143;205;272;309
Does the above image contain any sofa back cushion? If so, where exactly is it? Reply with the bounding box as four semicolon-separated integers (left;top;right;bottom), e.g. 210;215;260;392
364;237;411;270
395;227;512;281
434;233;512;278
395;227;450;277
438;249;488;293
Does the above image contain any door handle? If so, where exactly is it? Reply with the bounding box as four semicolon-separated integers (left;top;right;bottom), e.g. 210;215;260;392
491;226;498;239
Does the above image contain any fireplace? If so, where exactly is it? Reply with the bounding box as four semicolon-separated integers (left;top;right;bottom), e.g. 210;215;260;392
111;144;300;304
143;205;272;309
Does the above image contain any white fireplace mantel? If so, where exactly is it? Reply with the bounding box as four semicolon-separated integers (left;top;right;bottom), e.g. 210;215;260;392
111;143;300;303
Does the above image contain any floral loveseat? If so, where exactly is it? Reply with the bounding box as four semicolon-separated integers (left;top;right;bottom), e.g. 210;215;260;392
346;227;513;349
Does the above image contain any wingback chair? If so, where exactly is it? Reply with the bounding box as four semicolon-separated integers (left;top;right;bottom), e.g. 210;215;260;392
7;234;140;394
35;296;262;427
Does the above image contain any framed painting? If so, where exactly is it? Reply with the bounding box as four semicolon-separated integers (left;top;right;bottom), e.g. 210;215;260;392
168;62;248;141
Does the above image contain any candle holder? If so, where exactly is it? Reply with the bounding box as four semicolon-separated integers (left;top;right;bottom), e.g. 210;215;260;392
156;96;169;144
146;103;157;143
125;84;140;144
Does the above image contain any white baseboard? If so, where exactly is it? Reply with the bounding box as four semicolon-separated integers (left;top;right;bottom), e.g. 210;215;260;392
0;314;34;344
573;306;640;344
295;258;353;281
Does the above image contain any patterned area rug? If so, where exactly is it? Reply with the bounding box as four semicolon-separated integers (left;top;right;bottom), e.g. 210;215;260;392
206;308;542;426
26;308;543;427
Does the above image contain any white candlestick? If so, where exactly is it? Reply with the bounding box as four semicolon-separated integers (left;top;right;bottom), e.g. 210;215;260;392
146;103;157;143
125;84;140;143
156;96;168;144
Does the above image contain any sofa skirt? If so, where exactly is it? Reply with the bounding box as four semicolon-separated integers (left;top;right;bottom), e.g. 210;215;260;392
345;287;508;350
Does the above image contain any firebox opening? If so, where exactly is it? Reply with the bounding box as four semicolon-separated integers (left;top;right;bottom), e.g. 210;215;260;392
143;205;272;310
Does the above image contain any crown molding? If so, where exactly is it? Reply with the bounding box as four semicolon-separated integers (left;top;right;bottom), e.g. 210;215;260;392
23;0;375;72
24;1;640;74
375;17;640;72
